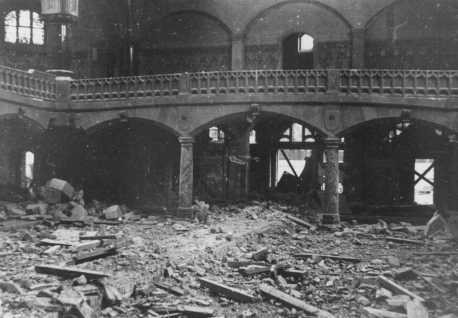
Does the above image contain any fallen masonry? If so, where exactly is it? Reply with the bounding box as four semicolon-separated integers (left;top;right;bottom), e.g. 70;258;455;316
0;194;457;317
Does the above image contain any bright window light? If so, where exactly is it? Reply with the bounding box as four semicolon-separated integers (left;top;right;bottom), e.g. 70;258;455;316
298;34;314;53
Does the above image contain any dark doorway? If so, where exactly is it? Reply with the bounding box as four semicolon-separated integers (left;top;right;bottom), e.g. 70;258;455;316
282;33;314;69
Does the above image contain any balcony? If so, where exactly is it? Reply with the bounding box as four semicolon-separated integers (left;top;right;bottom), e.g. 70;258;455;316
1;65;458;107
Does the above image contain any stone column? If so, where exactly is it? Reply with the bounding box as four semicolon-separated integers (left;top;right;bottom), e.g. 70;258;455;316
228;123;251;196
351;28;365;68
178;137;194;214
231;35;245;70
322;137;341;225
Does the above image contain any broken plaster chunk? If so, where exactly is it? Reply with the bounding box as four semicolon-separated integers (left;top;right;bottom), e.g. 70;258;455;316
103;205;123;220
43;178;75;203
0;281;26;295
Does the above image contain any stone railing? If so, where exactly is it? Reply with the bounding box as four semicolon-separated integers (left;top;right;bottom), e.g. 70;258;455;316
0;65;56;100
2;65;458;103
69;69;458;101
69;70;328;101
339;69;458;96
70;73;182;101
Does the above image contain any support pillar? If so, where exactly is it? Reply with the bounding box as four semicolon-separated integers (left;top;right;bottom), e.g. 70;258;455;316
321;137;341;225
351;28;365;68
227;123;251;197
178;137;194;214
231;35;245;70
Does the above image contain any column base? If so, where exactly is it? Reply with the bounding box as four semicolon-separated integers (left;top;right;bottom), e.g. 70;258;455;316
318;213;341;225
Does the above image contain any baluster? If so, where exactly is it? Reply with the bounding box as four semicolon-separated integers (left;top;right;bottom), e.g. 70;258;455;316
425;72;429;95
402;72;406;96
305;71;309;93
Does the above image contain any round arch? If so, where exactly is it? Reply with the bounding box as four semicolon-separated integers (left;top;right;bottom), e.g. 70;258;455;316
337;108;458;137
242;0;352;41
190;110;329;138
81;114;182;138
157;9;233;40
0;113;45;132
364;0;458;31
338;116;457;138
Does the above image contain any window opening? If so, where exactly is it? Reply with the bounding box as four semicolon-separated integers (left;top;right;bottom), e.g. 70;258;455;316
4;10;44;45
414;159;434;205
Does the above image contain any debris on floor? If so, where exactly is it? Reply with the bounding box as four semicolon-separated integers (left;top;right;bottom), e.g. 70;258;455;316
0;192;457;317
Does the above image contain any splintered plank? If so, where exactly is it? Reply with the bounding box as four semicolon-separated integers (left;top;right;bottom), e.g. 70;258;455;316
177;305;214;317
239;265;271;276
79;235;117;240
198;277;256;302
151;305;214;317
72;246;117;264
153;281;185;296
362;307;407;318
294;252;362;263
39;239;74;247
259;284;335;318
72;240;102;252
285;214;316;229
35;264;110;279
378;275;425;302
385;237;424;245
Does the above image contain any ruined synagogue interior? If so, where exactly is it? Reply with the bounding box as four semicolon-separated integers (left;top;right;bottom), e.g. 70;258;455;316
0;0;457;317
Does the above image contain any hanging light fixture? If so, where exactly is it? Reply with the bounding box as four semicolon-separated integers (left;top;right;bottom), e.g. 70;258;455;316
41;0;78;21
41;0;79;74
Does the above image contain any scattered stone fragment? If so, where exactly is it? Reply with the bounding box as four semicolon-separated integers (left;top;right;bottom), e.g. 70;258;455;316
0;281;25;294
103;205;123;220
406;299;429;318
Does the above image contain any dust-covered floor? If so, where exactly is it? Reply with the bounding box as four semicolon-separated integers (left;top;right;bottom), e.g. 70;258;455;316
0;201;457;318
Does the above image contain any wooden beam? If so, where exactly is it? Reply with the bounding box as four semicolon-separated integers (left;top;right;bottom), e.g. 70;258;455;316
285;214;315;229
35;264;110;279
280;149;299;178
198;278;256;302
72;246;117;264
294;252;362;263
378;275;425;302
259;284;335;318
385;237;424;245
362;307;407;318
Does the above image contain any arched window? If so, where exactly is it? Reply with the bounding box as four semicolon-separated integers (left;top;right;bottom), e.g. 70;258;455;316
4;10;44;45
298;34;314;53
283;33;314;69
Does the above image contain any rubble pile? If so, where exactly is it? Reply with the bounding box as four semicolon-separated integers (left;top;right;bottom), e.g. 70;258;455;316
0;183;457;317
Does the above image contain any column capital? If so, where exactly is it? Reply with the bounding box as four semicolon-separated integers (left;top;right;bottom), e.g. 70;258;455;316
178;136;195;144
323;137;341;148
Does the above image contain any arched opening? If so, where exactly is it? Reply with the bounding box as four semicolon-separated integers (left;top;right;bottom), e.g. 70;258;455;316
0;115;41;199
23;150;34;188
193;112;327;203
139;10;232;74
243;1;351;69
84;119;180;208
365;0;458;69
283;33;314;69
339;118;457;217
